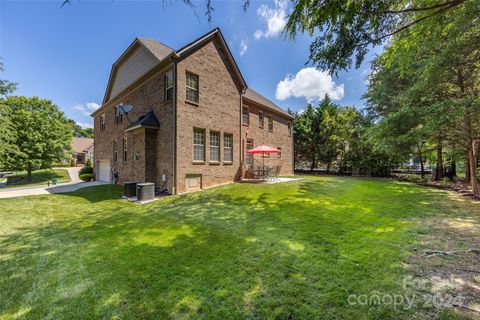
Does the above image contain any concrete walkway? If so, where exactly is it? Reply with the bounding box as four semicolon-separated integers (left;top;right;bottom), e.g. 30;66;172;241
0;179;108;199
65;167;82;183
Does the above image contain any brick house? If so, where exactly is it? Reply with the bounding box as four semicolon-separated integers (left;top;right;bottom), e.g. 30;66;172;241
92;28;294;194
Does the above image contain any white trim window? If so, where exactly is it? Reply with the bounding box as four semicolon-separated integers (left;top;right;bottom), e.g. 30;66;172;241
246;139;253;166
164;70;173;102
268;114;273;132
186;72;199;103
242;106;249;126
209;131;220;162
223;133;233;163
100;113;106;131
115;106;123;124
123;137;128;163
258;111;264;128
193;128;205;162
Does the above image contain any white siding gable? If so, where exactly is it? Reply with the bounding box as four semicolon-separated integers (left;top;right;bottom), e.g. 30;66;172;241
109;45;158;100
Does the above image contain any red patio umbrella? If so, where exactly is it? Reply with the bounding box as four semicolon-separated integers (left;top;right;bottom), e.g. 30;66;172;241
247;145;282;180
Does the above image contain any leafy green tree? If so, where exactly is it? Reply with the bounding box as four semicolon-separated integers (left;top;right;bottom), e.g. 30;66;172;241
0;62;17;168
69;119;94;138
365;0;479;193
285;0;471;73
0;62;17;96
2;97;73;181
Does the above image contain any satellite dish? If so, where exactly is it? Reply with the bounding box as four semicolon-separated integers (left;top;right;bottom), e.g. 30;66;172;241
116;104;134;114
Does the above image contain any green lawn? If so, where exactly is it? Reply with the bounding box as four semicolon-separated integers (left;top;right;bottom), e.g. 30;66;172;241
2;169;70;188
0;176;478;319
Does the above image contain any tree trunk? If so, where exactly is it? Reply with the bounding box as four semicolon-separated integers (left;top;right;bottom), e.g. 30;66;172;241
468;142;479;195
27;163;33;182
466;154;471;182
435;142;443;181
451;159;457;178
326;162;331;174
310;156;316;173
417;143;425;178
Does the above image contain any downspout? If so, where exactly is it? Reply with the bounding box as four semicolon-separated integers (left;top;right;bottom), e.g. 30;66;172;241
172;54;179;194
240;87;247;177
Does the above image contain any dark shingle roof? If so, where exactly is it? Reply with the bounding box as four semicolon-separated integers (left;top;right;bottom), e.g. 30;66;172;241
243;88;293;119
125;111;160;132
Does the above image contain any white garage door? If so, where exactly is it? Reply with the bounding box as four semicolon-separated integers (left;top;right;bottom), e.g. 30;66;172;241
98;160;111;182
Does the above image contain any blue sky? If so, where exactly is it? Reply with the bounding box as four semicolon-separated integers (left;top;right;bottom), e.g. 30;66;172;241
0;0;378;128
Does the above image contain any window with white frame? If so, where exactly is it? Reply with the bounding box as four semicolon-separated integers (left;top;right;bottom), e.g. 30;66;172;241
259;111;264;128
268;114;273;132
246;139;253;166
164;70;173;102
209;131;220;162
193;128;205;162
186;72;199;103
242;106;249;126
123;137;127;162
288;122;292;137
115;106;123;124
224;133;233;163
100;113;106;131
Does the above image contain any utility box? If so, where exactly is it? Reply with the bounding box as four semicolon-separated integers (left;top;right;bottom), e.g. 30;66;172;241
124;182;138;198
137;183;155;202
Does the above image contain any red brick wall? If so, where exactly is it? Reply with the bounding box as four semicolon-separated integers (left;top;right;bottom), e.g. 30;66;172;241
175;39;242;193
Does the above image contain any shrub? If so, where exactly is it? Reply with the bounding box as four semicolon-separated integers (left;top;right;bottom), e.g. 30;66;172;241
79;166;93;176
79;173;93;182
52;162;71;168
86;159;92;167
70;158;76;167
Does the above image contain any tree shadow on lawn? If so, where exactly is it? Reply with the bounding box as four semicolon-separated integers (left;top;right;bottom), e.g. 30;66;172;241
1;178;475;319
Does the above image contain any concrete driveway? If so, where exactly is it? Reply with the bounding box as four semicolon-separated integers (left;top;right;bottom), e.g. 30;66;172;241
0;181;109;199
0;167;108;199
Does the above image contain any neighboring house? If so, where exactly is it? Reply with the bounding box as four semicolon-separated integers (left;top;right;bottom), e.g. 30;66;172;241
72;137;94;165
92;28;294;194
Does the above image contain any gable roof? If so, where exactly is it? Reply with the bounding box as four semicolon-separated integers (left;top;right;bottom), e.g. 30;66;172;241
243;88;293;119
96;28;290;120
102;39;174;104
125;111;160;132
72;137;94;153
176;28;247;91
137;38;174;61
98;28;246;110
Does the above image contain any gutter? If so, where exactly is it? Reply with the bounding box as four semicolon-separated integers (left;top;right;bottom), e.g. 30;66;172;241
172;54;178;195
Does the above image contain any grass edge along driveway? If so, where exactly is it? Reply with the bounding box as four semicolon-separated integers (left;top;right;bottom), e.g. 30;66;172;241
0;176;478;319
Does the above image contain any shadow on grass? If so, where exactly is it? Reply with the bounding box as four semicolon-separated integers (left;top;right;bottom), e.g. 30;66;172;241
1;177;476;319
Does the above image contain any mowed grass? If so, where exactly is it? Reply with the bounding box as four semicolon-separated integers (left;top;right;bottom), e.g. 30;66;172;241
0;176;477;319
3;169;70;188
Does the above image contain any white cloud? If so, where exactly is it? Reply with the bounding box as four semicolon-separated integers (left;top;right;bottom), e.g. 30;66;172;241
275;67;344;102
73;102;100;116
254;0;287;39
76;121;93;129
239;38;248;56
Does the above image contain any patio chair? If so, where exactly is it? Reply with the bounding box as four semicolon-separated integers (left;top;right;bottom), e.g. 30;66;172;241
271;166;281;182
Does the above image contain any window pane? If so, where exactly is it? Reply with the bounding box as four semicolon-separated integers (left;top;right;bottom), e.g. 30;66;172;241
186;73;199;103
165;71;173;102
210;132;220;162
193;128;205;161
259;112;264;127
242;106;249;125
268;115;273;131
224;134;233;162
